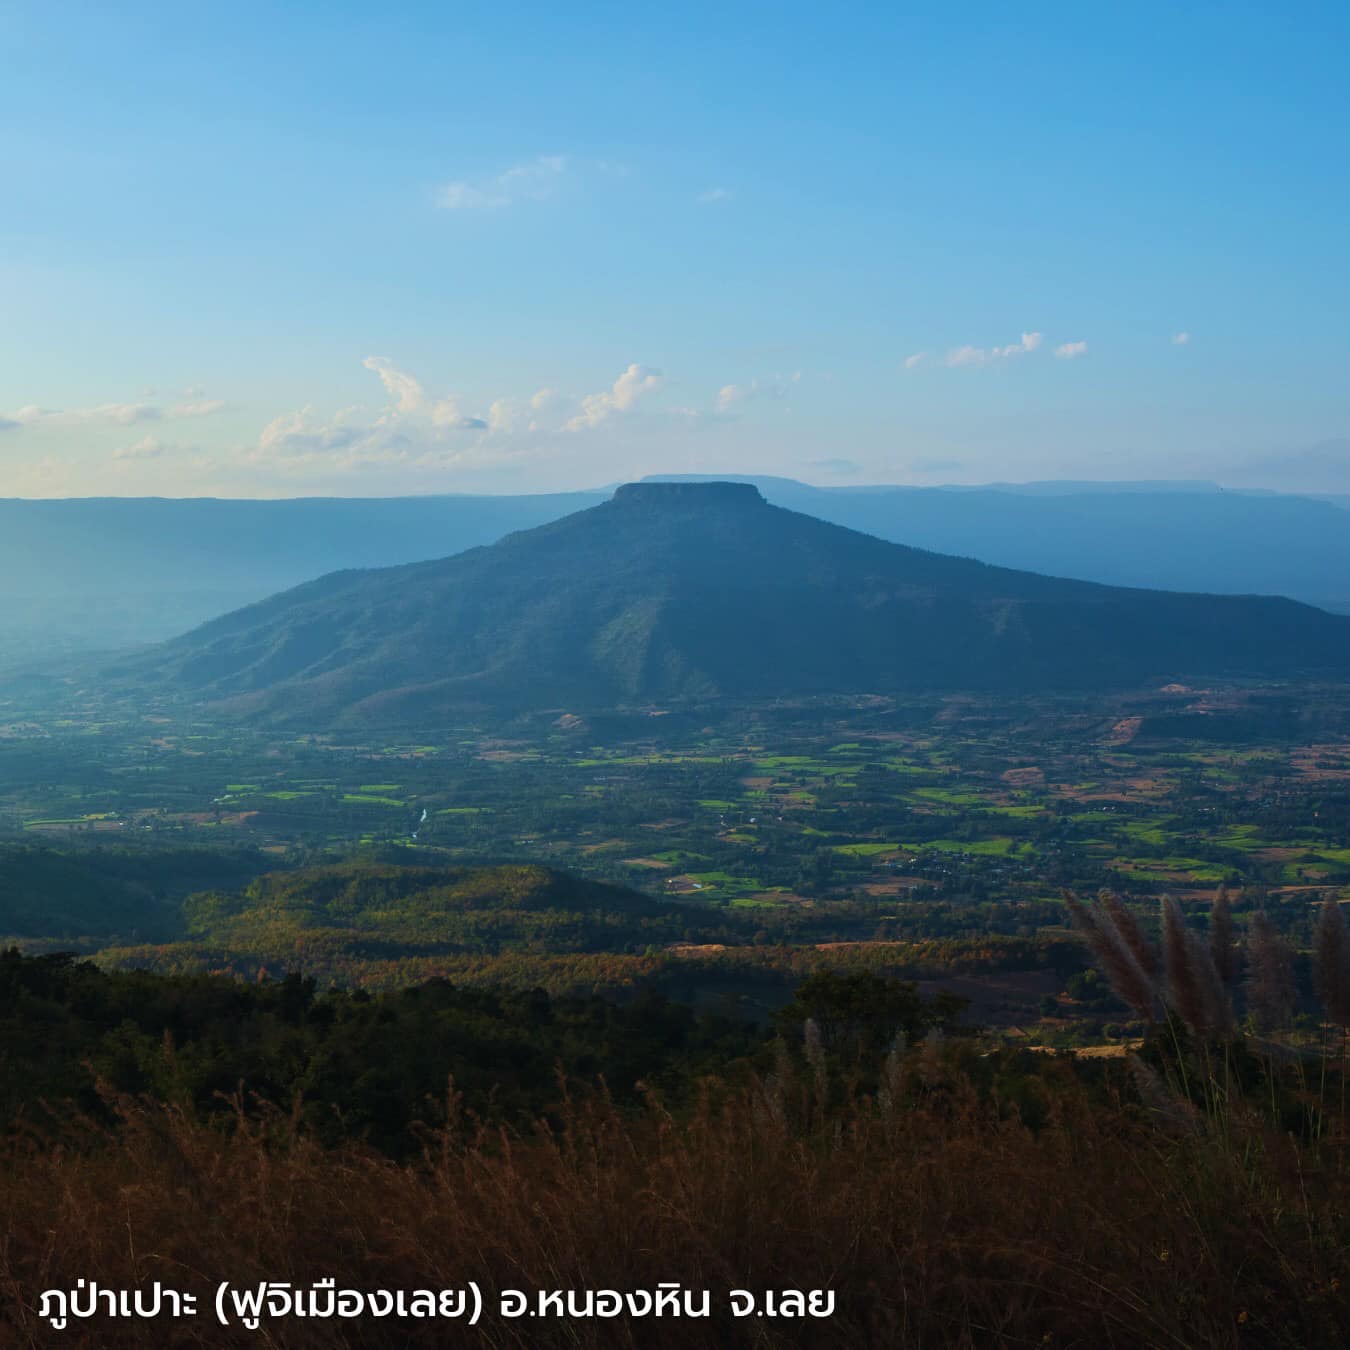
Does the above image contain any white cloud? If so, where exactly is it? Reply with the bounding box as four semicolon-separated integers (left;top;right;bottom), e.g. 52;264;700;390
437;155;568;211
430;397;486;430
1172;331;1191;345
903;352;926;370
714;372;798;413
5;391;225;429
566;363;664;430
250;356;501;469
994;332;1042;357
112;436;168;461
487;399;519;436
362;356;426;413
1054;341;1088;360
169;398;226;418
253;407;371;462
11;401;162;427
698;187;730;204
943;346;986;369
944;332;1043;368
525;388;563;430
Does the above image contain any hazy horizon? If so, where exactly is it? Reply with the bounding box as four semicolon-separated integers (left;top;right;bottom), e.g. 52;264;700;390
0;472;1348;505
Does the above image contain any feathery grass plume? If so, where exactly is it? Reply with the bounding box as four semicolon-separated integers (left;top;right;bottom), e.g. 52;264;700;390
1162;896;1210;1036
1246;913;1296;1034
1127;1053;1201;1136
1185;928;1234;1041
1315;900;1350;1028
1209;889;1237;986
1101;889;1159;977
1062;888;1103;945
754;1036;792;1128
803;1016;827;1108
919;1028;945;1087
1063;889;1156;1021
878;1031;907;1122
803;1016;825;1067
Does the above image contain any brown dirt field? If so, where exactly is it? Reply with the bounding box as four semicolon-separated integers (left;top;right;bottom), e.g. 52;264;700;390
1291;745;1350;780
862;877;927;895
1001;766;1044;786
168;811;258;826
813;940;911;951
1103;717;1142;745
750;891;812;906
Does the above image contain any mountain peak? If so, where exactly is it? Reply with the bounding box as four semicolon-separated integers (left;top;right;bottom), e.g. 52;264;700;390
115;485;1350;726
609;480;765;510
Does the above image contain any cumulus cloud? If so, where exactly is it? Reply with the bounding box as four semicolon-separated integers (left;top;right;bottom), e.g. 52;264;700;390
252;407;375;463
112;436;168;461
362;356;426;413
714;372;800;414
715;383;752;412
903;352;926;370
233;355;709;486
1172;331;1191;345
487;399;520;436
437;156;567;210
10;401;162;427
943;332;1043;368
249;355;509;472
567;363;664;431
431;397;488;430
169;397;226;418
1054;341;1088;360
5;393;227;430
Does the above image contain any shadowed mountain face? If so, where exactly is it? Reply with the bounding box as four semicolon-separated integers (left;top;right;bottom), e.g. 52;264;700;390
105;482;1350;726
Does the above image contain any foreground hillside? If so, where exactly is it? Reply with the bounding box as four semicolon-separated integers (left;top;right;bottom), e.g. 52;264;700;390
4;914;1350;1348
103;482;1350;726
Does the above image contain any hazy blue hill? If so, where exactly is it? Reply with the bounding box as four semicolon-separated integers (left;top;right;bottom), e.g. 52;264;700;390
0;492;607;597
0;491;606;666
103;481;1350;726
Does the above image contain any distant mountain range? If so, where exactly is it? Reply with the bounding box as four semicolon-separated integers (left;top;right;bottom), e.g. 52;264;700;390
3;477;1349;668
102;481;1350;727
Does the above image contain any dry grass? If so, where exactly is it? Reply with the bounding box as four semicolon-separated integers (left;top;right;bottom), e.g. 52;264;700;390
1;1056;1348;1349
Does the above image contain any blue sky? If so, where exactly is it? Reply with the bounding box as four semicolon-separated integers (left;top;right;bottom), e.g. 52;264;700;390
2;0;1347;497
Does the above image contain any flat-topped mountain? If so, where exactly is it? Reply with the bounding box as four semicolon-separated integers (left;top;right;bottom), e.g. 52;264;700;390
105;481;1350;725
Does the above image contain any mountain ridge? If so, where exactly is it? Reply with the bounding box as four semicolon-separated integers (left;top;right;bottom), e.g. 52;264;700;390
102;482;1350;727
6;477;1350;669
